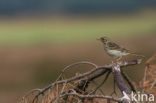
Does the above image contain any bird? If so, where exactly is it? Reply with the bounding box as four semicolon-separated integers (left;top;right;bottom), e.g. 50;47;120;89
97;36;144;61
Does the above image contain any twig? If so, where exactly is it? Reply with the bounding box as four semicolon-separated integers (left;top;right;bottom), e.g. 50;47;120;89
32;66;108;102
89;70;111;94
142;66;148;92
23;59;141;103
110;77;117;96
87;69;109;82
77;69;109;92
112;63;130;95
56;61;98;81
149;79;156;93
91;80;105;95
121;69;137;92
54;81;67;103
61;91;122;102
76;59;142;93
21;88;42;102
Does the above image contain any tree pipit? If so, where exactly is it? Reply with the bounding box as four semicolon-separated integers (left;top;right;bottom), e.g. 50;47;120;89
97;36;144;61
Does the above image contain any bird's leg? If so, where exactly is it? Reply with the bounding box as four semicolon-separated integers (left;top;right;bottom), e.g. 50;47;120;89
116;56;122;62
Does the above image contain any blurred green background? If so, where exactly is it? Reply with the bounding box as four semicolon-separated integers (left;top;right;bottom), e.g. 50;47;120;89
0;1;156;103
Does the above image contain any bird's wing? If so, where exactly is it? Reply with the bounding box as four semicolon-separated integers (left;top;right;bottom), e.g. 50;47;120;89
106;41;121;50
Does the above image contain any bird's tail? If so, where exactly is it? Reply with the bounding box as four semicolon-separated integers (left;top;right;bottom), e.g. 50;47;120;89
130;53;145;58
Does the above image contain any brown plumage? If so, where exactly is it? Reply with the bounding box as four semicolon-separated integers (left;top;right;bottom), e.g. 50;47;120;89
97;36;144;61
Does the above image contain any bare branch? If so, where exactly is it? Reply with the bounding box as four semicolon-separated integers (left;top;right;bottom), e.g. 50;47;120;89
22;89;42;99
121;69;137;92
56;61;98;81
149;79;156;92
32;66;108;102
54;81;67;103
89;71;111;94
21;59;142;103
61;91;122;102
110;78;117;96
112;63;130;95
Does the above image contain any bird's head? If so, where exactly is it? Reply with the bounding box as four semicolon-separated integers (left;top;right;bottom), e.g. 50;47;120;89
97;36;110;44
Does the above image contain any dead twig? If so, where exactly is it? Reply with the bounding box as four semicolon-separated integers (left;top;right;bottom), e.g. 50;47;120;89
21;59;142;103
121;69;137;92
60;90;122;102
89;70;111;95
110;77;117;96
32;65;108;102
56;61;98;81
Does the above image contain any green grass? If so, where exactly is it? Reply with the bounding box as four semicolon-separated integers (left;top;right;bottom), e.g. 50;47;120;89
0;10;156;45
